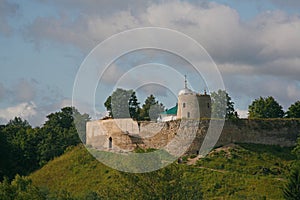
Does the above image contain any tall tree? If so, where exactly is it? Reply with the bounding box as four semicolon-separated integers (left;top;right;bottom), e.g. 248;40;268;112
104;96;112;117
286;101;300;118
248;96;284;118
0;125;10;180
73;109;90;144
104;88;140;120
37;107;86;165
129;91;140;120
0;118;38;179
139;94;164;121
211;90;237;119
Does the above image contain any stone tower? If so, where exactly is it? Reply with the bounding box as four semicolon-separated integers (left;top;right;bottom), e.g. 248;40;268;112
177;76;211;119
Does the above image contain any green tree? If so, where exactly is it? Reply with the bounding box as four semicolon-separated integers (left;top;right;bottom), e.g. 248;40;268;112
73;109;90;144
0;175;46;200
286;101;300;118
0;118;38;179
211;90;237;119
104;88;140;119
104;96;112;117
37;107;84;165
139;94;164;121
129;91;140;120
248;96;284;118
0;125;10;180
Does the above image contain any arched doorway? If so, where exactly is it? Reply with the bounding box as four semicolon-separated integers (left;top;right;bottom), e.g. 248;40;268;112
109;137;112;149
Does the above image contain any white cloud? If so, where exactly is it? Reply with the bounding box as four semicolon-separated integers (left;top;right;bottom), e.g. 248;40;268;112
25;11;143;51
236;109;248;118
287;84;300;101
22;1;300;112
0;102;37;124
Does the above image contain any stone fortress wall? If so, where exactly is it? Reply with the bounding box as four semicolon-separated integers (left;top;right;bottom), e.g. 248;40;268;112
86;118;300;155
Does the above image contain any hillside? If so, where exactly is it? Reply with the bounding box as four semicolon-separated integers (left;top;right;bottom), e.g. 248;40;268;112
29;144;296;199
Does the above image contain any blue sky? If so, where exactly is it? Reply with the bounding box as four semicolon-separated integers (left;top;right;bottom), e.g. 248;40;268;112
1;0;300;126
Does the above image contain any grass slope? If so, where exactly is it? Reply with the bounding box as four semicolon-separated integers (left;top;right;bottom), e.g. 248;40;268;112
29;144;295;199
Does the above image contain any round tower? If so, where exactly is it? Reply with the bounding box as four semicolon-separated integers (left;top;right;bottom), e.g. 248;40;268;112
177;76;200;119
177;76;212;119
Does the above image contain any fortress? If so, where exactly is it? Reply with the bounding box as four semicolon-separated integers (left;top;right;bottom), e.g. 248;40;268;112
86;78;300;155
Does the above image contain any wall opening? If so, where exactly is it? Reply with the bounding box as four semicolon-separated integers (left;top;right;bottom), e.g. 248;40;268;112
187;112;190;118
207;103;210;108
109;137;112;149
183;103;186;108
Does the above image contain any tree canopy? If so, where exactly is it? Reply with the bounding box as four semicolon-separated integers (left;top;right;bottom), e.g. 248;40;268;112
104;88;140;119
211;90;237;119
286;101;300;118
104;88;164;121
248;96;284;118
139;94;165;121
0;107;89;180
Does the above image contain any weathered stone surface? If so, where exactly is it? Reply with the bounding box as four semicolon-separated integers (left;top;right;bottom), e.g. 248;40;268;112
86;118;300;156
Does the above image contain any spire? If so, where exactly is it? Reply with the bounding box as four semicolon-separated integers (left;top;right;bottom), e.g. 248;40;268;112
184;75;187;89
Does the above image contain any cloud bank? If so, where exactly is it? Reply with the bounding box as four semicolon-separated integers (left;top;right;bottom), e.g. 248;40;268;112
2;1;300;123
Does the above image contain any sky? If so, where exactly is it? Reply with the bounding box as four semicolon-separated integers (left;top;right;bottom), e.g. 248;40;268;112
0;0;300;126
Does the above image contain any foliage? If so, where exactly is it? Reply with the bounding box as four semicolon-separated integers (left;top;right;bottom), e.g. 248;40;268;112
128;91;140;120
73;110;90;144
104;88;166;121
286;101;300;118
0;107;89;181
0;175;46;200
104;96;112;116
283;136;300;199
0;118;38;180
211;89;237;119
104;88;140;120
123;164;203;199
139;94;165;121
29;144;295;199
283;162;300;200
248;96;284;118
37;107;87;166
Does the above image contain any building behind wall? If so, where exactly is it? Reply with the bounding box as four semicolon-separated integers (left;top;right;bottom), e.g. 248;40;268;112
176;86;211;119
161;76;211;121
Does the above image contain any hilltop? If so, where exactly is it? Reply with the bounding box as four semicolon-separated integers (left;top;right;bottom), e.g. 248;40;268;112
28;143;296;199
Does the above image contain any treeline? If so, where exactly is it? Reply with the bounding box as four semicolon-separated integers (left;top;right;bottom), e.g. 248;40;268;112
0;107;90;181
104;88;300;120
204;90;300;119
249;97;300;119
104;88;165;121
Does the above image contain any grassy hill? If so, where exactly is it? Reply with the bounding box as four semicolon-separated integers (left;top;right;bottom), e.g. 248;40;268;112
29;144;295;199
